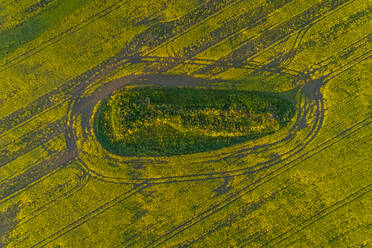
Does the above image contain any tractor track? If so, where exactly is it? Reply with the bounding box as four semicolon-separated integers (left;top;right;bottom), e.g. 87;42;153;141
143;118;370;248
1;0;370;246
31;182;149;248
0;0;244;134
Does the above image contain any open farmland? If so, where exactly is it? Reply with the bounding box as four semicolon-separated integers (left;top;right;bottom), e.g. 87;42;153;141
0;0;371;247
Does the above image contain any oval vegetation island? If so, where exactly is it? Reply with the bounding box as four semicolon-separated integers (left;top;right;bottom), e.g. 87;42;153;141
94;87;295;156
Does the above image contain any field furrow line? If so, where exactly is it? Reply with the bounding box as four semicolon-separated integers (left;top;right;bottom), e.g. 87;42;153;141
0;152;75;204
0;0;130;71
0;118;66;168
262;184;372;247
325;51;372;82
31;182;149;248
0;0;243;136
18;173;90;226
149;0;295;57
196;0;356;76
143;118;370;247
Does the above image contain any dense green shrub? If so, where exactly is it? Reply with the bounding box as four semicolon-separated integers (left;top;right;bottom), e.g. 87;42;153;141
95;87;295;156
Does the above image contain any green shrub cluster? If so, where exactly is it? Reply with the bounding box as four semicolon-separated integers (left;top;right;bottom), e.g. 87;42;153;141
95;87;295;156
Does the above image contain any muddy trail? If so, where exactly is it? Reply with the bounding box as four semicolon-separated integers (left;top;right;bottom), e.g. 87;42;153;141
66;66;324;183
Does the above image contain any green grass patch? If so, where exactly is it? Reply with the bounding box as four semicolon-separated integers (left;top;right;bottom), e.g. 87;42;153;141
95;87;295;156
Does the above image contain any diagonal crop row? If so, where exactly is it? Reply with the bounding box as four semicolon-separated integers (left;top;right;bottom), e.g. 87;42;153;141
263;184;372;247
30;182;149;248
143;117;370;247
0;118;66;167
0;151;76;204
196;0;355;75
0;0;243;136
